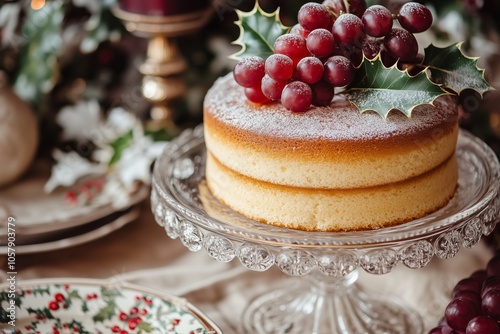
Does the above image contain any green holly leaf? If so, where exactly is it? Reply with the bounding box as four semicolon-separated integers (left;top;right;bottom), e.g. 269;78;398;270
422;43;493;96
92;303;115;322
138;321;154;332
109;130;134;166
348;56;448;118
230;2;289;60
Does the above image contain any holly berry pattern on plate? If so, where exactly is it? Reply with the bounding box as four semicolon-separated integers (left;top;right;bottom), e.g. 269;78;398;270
0;279;220;334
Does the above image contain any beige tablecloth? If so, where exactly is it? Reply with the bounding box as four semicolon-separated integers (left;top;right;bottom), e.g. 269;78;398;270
2;202;494;333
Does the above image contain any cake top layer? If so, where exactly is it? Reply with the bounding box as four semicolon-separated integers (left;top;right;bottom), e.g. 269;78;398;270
204;74;458;143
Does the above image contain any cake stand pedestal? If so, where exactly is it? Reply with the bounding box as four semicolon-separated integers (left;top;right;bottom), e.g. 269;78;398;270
151;125;500;334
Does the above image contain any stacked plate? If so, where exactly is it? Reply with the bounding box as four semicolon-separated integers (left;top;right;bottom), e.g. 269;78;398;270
0;162;147;254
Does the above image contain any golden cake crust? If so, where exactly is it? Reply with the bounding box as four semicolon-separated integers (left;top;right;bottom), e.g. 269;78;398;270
204;74;458;189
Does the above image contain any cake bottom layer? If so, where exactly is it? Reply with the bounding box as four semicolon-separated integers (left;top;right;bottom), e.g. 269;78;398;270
206;153;458;231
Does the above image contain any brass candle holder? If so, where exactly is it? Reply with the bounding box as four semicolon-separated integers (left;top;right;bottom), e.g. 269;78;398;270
112;5;213;130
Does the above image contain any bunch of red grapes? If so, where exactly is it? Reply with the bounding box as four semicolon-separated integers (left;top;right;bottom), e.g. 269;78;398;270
233;0;433;112
428;253;500;334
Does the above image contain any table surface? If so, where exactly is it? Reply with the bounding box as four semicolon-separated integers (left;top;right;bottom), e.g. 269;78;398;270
3;200;494;333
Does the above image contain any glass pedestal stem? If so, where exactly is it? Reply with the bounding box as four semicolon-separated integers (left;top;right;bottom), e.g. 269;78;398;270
242;270;423;334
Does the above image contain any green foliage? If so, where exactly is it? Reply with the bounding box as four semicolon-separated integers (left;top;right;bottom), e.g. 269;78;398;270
13;1;64;111
348;56;447;118
230;2;289;60
109;130;134;166
423;43;494;96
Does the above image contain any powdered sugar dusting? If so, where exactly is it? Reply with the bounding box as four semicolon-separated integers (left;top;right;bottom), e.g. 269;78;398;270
204;74;457;142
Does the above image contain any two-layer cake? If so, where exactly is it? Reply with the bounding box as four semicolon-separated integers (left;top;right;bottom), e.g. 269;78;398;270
204;74;458;231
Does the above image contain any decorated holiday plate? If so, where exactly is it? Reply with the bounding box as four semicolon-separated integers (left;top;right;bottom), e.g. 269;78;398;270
0;278;222;334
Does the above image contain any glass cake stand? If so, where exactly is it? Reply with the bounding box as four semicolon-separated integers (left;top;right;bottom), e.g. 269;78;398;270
150;125;500;334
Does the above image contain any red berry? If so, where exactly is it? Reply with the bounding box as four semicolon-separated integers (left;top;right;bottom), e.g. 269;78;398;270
290;24;311;39
130;307;139;314
261;74;286;101
362;5;393;37
398;2;433;33
384;28;418;62
296;57;324;84
119;331;128;334
111;325;121;333
273;34;310;66
233;56;265;88
281;81;313;113
362;40;382;60
119;312;128;321
245;86;270;104
322;0;367;18
54;293;65;302
49;301;59;311
323;55;355;87
298;3;332;31
265;54;294;81
311;79;335;106
332;13;365;47
306;28;335;58
128;319;138;330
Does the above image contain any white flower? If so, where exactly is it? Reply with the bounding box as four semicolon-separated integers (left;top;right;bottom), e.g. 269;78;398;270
106;107;140;137
44;150;106;193
56;100;102;141
114;135;168;188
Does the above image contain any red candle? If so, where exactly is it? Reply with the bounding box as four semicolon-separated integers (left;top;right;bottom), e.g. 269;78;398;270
119;0;210;16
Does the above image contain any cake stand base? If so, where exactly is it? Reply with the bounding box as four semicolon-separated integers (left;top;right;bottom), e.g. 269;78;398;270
241;270;423;334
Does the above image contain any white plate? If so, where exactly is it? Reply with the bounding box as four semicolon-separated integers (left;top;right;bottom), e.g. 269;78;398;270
0;278;222;334
0;206;140;255
0;161;148;243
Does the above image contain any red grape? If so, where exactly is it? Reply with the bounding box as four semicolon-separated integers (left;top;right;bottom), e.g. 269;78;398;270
452;278;483;296
281;81;312;112
261;74;286;101
310;79;335;106
428;326;457;334
323;55;355;87
380;48;397;67
290;24;311;39
332;13;366;47
445;298;481;332
398;2;433;33
482;277;500;298
482;289;500;321
306;28;335;58
322;0;367;18
274;34;311;66
233;56;265;88
298;3;332;31
296;57;324;84
265;54;294;81
362;39;382;60
384;28;418;62
466;316;500;334
244;86;270;104
362;5;393;37
486;255;500;277
453;290;482;310
470;270;488;283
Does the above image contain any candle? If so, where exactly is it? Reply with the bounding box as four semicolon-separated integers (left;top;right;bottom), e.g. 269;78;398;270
119;0;210;16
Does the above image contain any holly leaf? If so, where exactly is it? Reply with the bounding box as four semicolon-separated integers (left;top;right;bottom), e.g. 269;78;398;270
348;56;447;118
422;43;493;96
92;303;115;322
230;2;289;60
